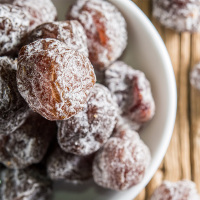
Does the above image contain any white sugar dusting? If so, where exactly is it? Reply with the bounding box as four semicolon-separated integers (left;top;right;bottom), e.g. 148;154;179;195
57;83;118;155
29;20;88;57
150;180;200;200
153;0;200;32
13;0;57;31
0;168;52;200
47;146;93;183
93;128;151;190
69;0;128;69
0;4;29;55
17;38;96;121
105;61;155;127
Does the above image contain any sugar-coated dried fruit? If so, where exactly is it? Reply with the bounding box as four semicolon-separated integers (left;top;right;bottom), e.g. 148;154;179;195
93;127;151;190
47;145;93;183
105;61;155;124
153;0;200;32
17;38;96;121
57;83;118;156
13;0;57;31
68;0;127;70
26;20;88;57
150;180;200;200
0;4;29;56
0;167;52;200
0;111;56;169
190;62;200;90
0;56;29;134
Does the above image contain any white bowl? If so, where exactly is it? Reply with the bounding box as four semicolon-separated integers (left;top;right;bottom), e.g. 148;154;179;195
52;0;177;199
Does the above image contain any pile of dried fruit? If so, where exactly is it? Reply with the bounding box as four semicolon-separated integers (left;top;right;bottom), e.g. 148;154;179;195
0;0;156;197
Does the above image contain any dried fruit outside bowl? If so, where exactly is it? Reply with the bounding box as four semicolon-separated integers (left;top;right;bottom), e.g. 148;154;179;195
52;0;177;200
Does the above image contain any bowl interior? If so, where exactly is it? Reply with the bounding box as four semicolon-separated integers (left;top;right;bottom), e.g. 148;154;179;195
51;0;177;200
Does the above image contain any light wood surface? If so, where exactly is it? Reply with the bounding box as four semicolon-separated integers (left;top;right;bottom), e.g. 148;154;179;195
132;1;200;199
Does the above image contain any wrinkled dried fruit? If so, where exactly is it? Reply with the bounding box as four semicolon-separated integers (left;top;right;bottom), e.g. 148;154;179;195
150;180;200;200
0;111;56;169
190;62;200;90
13;0;57;31
68;0;127;70
153;0;200;32
57;83;118;156
93;127;151;190
47;145;93;183
0;167;52;200
0;56;29;134
17;38;96;121
105;61;155;125
0;4;29;56
26;20;88;57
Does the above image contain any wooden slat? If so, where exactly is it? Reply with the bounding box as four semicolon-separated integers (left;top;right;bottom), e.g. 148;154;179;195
179;33;191;179
190;33;200;192
163;29;181;181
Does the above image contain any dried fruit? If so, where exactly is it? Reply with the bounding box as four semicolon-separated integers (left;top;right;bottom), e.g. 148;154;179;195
153;0;200;32
17;38;96;121
57;83;118;156
13;0;57;31
0;56;29;134
190;62;200;90
150;180;200;200
0;167;52;200
93;127;151;190
68;0;127;70
26;20;88;57
105;61;155;124
47;145;93;183
0;112;56;169
0;4;29;56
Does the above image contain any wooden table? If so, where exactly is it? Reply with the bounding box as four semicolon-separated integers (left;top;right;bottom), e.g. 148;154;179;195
132;0;200;199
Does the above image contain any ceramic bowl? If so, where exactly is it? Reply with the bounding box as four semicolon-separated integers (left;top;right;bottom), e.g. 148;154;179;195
52;0;177;199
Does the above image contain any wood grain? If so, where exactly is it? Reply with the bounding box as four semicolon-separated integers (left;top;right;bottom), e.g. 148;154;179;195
132;0;198;199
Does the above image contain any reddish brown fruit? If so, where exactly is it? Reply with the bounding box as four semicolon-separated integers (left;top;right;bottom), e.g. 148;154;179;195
68;0;127;70
57;84;118;156
13;0;57;31
0;4;29;56
0;167;52;200
0;111;56;169
25;20;88;57
150;180;200;200
0;56;29;134
105;61;155;125
17;39;96;121
153;0;200;32
93;127;151;190
47;145;93;183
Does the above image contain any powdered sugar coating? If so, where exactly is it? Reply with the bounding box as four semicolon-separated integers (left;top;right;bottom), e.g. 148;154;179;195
190;62;200;90
57;83;118;155
68;0;127;70
93;129;151;191
0;112;56;169
153;0;200;32
0;167;52;200
47;145;93;183
17;38;96;121
13;0;57;31
26;20;88;57
150;180;200;200
105;61;155;124
0;4;29;56
0;56;29;134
